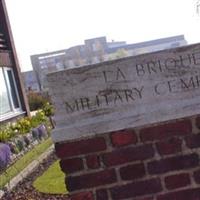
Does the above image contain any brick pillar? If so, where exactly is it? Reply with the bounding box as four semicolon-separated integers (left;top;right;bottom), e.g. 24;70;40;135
54;116;200;200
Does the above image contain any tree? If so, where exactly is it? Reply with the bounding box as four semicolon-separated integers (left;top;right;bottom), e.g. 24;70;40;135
109;48;129;60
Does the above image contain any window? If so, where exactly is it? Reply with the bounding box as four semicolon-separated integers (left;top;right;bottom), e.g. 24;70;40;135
92;43;98;51
171;42;180;48
0;67;22;120
0;68;11;114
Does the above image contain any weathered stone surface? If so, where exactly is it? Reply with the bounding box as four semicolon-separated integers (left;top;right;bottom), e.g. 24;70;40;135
47;43;200;142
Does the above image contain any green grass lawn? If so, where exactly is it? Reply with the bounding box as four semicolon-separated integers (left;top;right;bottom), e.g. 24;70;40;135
33;160;68;194
0;138;53;188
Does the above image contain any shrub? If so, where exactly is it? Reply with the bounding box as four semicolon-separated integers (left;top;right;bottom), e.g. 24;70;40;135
17;117;32;135
23;135;31;147
31;128;39;140
15;139;25;152
7;142;19;154
30;111;47;128
28;92;49;111
0;127;15;143
0;143;11;170
38;125;48;139
10;123;21;133
42;102;54;117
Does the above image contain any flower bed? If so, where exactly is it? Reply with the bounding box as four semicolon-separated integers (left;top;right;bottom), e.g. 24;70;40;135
0;110;52;172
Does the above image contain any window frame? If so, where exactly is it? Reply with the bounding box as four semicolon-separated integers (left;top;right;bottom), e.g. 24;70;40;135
0;66;23;121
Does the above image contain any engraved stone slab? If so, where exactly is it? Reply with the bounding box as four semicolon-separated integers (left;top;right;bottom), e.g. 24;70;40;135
47;44;200;142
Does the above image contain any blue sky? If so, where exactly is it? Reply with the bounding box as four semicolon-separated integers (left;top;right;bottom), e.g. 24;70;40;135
5;0;200;71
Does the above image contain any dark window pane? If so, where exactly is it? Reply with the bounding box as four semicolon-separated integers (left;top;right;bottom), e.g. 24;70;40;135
7;70;19;108
0;68;11;115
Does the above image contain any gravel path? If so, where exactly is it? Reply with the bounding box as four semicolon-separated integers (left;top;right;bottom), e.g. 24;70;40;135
1;153;69;200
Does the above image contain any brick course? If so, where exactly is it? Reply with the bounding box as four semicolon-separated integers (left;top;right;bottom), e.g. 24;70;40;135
140;120;192;142
156;137;182;155
157;188;200;200
185;133;200;149
147;153;199;174
103;144;154;166
86;155;100;169
60;158;84;173
110;178;162;199
164;173;191;190
55;137;106;158
67;169;117;191
96;189;108;200
193;169;200;184
119;163;145;180
110;130;137;147
70;191;94;200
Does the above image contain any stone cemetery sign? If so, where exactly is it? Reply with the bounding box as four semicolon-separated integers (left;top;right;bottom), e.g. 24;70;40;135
47;44;200;142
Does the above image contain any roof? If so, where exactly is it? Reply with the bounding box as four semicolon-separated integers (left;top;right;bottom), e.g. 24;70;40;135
106;35;186;53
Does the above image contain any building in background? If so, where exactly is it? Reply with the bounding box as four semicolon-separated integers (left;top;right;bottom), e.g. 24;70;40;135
0;0;29;123
21;70;39;92
30;35;187;91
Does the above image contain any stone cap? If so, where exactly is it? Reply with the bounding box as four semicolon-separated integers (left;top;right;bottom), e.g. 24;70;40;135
47;43;200;143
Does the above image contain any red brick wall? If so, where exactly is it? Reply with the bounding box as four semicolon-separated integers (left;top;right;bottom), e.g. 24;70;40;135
55;116;200;200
